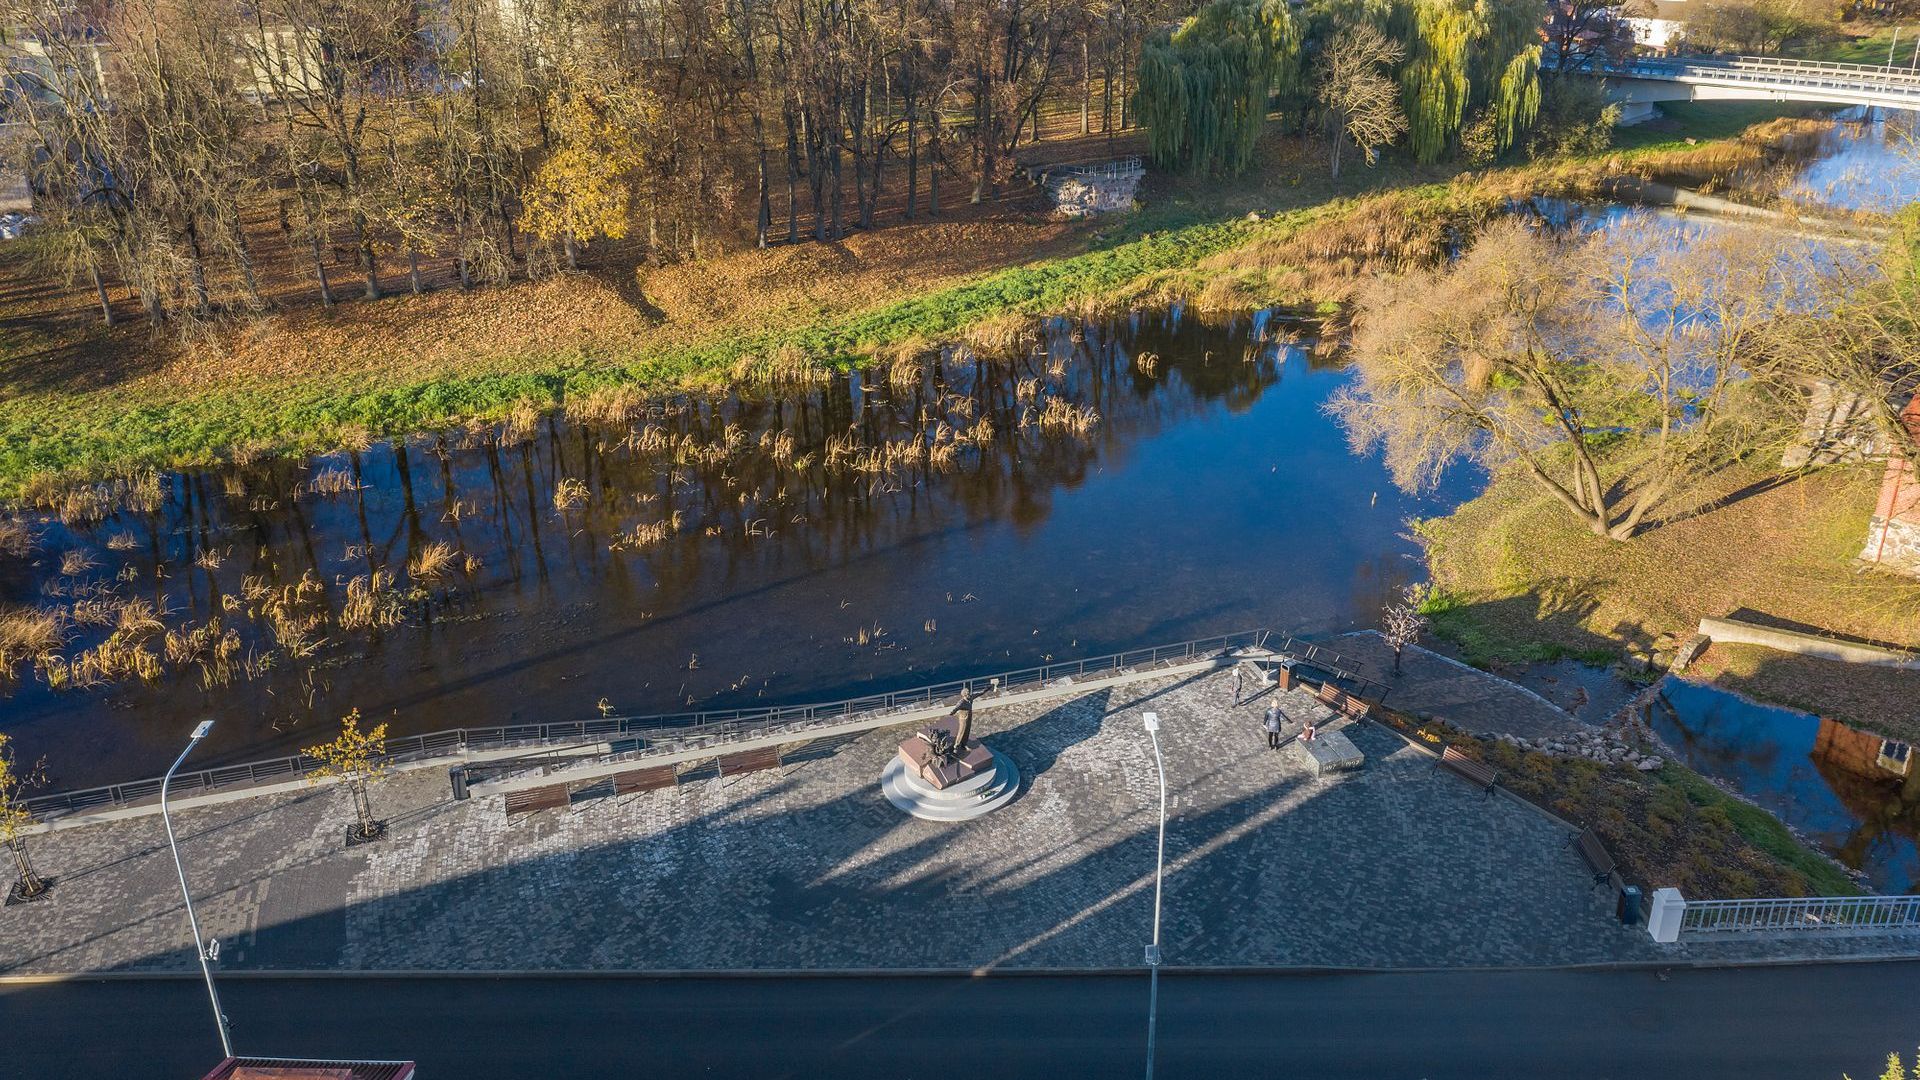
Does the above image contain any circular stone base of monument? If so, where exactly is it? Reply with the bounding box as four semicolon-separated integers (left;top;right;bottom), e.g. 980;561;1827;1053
881;748;1021;822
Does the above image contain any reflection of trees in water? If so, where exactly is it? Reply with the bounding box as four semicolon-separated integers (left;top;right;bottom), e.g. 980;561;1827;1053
0;312;1293;737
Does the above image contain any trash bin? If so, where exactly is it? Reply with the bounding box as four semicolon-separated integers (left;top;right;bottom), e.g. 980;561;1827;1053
1617;885;1643;926
449;765;470;801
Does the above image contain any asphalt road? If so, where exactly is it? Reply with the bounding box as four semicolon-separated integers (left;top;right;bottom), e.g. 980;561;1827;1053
6;964;1918;1079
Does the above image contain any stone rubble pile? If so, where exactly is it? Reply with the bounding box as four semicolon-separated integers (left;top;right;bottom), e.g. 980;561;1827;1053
1494;728;1664;771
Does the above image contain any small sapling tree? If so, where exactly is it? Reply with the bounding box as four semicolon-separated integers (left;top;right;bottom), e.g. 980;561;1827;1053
0;732;50;902
305;709;390;845
1381;584;1430;676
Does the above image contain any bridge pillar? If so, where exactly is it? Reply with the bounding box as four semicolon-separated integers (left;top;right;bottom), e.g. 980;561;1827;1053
1615;100;1659;126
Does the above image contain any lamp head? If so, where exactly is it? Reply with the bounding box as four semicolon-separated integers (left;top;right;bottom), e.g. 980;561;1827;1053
1143;711;1160;733
190;720;214;741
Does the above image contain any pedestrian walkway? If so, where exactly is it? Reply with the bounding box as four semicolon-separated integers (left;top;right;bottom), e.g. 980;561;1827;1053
1336;631;1591;739
1;667;1907;976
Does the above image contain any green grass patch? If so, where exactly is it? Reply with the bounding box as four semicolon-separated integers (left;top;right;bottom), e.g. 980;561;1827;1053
1611;100;1836;155
1658;765;1863;896
1787;29;1909;66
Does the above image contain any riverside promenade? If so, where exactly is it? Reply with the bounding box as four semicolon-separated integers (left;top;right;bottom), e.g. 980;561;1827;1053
1;666;1910;975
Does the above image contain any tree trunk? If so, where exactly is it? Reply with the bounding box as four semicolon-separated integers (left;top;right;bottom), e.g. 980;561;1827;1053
88;260;113;327
311;234;335;309
1081;40;1091;135
352;780;376;838
9;837;46;899
408;248;424;293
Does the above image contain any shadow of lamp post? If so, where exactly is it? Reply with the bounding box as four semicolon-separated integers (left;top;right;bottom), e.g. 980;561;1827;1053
1142;710;1166;1080
161;719;234;1059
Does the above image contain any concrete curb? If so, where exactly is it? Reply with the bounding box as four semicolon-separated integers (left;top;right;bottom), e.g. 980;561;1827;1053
5;954;1918;985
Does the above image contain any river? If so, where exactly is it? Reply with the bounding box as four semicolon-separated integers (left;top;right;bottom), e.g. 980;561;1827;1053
0;310;1474;788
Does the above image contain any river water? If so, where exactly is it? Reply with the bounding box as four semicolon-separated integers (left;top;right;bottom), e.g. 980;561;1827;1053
1652;679;1919;894
0;311;1475;788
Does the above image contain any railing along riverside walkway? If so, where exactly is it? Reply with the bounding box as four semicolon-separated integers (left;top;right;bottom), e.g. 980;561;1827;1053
23;628;1382;824
1680;894;1920;936
1645;887;1920;942
1553;51;1920;111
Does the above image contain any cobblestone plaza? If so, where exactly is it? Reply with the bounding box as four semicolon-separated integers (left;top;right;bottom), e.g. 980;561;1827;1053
1;667;1908;975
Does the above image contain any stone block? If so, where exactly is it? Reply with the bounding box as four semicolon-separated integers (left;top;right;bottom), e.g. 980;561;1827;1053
1288;729;1365;778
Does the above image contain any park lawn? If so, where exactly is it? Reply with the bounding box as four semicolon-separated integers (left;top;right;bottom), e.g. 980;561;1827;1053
1421;459;1920;662
1610;100;1838;156
1786;28;1911;67
0;111;1866;497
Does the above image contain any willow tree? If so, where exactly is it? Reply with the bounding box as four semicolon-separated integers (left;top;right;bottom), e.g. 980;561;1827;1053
1135;0;1301;175
1491;45;1541;155
1400;0;1476;164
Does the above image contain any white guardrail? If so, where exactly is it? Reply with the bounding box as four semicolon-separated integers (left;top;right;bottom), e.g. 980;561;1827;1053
1589;53;1920;101
1647;887;1920;942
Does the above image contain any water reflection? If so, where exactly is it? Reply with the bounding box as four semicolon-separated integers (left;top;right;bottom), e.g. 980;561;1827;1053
1651;677;1920;893
0;311;1475;787
1779;108;1920;215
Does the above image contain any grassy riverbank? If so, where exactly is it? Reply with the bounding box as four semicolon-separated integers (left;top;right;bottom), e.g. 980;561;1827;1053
1385;712;1860;897
1421;460;1920;735
0;107;1831;499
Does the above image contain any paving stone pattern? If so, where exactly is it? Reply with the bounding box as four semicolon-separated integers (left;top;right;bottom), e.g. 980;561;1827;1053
1335;632;1591;739
2;669;1912;974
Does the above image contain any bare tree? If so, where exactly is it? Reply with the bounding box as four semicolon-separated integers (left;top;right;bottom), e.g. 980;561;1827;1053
1314;22;1404;180
1327;218;1803;541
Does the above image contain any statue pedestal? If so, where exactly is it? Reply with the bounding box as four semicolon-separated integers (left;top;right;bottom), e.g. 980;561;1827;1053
881;745;1021;821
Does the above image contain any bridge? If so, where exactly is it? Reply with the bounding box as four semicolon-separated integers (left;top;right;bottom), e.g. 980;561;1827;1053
1560;54;1920;120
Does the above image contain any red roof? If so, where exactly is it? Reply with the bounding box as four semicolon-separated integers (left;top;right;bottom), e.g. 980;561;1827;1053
201;1058;417;1080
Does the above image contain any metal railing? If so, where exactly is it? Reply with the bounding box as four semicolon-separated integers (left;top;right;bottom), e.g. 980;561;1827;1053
1570;52;1920;100
23;627;1382;821
1680;894;1920;936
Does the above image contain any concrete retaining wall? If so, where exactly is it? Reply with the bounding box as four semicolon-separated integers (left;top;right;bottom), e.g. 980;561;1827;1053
1697;615;1919;669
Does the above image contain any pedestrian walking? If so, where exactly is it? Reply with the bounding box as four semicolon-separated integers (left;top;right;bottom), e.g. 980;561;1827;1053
1264;703;1284;750
1232;664;1245;706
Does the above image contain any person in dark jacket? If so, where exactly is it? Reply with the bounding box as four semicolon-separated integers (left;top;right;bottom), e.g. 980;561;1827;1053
1263;703;1285;749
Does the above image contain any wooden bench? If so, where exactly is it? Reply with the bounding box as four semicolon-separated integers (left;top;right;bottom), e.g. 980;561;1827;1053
1437;745;1498;795
716;747;783;777
1573;827;1617;889
503;783;569;815
612;765;677;795
1313;681;1371;721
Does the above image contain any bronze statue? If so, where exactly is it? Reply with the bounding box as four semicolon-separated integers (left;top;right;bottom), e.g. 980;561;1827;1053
903;687;982;783
949;687;974;749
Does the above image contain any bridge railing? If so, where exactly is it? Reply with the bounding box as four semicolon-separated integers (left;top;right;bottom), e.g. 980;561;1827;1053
23;627;1383;821
1678;894;1920;936
1570;51;1920;96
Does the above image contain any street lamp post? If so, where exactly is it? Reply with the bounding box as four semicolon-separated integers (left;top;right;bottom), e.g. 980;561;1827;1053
1142;711;1167;1080
161;719;233;1059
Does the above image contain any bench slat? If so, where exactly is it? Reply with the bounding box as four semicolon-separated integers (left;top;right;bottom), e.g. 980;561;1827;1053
716;747;783;776
611;765;678;795
503;783;569;815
